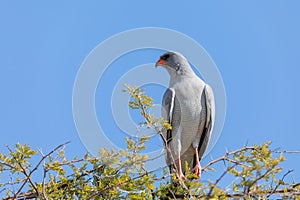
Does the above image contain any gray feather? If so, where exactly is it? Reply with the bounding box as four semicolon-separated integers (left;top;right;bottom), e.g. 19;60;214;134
196;84;215;161
161;88;175;167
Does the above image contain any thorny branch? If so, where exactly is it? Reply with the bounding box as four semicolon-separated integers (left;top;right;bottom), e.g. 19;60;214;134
1;135;300;199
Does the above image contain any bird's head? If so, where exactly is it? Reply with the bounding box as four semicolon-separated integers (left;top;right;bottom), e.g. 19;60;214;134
155;51;194;77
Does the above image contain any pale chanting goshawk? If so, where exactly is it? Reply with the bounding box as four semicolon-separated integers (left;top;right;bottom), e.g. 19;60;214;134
156;51;215;179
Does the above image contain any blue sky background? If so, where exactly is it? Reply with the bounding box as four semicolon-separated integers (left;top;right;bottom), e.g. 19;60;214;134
1;0;300;187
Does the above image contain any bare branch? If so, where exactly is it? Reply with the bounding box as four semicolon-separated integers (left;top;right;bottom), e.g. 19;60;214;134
202;145;256;171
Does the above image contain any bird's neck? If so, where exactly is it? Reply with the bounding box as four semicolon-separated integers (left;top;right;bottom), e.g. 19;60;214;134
169;72;195;87
166;63;196;86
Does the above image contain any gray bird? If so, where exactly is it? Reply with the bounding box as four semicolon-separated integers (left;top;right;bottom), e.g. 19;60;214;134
156;51;215;179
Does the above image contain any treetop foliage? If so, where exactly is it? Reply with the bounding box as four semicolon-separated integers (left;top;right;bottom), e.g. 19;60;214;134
0;85;299;199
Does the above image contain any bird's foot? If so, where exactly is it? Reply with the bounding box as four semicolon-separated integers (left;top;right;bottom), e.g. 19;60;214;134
191;163;201;178
177;172;186;179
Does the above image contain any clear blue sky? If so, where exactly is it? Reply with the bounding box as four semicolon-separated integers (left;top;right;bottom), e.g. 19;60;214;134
1;0;300;184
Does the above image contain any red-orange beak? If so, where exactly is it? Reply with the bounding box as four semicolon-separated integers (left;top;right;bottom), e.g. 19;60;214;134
156;59;166;67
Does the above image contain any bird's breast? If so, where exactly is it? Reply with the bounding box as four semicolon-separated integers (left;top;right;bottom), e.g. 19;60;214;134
172;79;206;123
178;100;201;121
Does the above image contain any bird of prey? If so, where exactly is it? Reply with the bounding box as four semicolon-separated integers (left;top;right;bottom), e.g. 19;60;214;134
156;51;215;179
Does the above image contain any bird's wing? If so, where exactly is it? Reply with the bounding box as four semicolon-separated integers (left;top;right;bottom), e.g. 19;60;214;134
197;84;215;160
161;88;175;145
161;88;176;168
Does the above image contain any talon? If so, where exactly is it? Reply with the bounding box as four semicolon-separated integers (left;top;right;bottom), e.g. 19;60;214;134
177;172;186;179
191;163;201;178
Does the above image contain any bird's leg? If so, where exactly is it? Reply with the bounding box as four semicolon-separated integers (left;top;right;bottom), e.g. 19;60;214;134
173;128;185;179
177;153;185;179
192;147;201;178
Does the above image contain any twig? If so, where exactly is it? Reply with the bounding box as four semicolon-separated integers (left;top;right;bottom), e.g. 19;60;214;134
0;161;15;170
248;168;272;192
267;169;293;198
202;146;256;171
6;141;71;199
207;163;239;198
6;145;40;199
42;164;48;200
273;150;300;154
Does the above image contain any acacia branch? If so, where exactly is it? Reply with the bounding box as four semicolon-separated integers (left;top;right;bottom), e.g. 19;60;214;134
6;145;40;199
207;163;239;198
267;169;293;198
126;85;179;177
202;145;256;171
4;142;71;200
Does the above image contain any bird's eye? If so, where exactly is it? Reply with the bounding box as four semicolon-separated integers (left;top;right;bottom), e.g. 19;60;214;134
160;54;170;60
